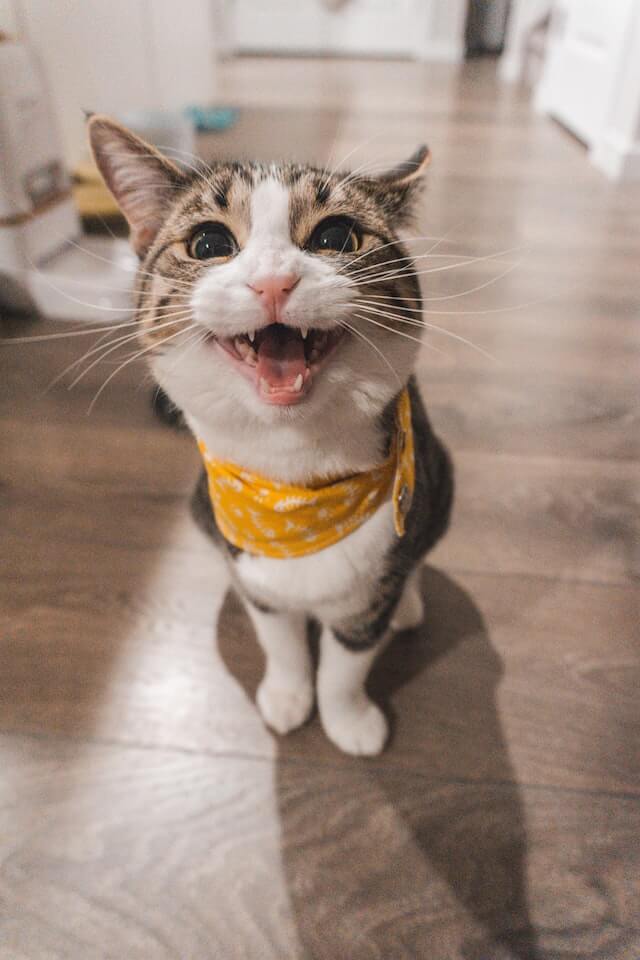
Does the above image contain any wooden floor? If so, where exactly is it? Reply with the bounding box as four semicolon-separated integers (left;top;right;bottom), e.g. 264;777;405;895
1;58;639;959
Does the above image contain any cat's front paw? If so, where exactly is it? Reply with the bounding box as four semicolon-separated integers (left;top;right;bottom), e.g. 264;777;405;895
256;677;314;735
320;697;388;756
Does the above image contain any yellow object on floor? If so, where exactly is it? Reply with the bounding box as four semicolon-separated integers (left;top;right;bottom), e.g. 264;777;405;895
72;160;121;219
197;387;415;559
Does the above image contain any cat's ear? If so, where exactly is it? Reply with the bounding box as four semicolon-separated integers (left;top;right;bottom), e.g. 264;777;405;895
374;144;430;224
87;114;186;257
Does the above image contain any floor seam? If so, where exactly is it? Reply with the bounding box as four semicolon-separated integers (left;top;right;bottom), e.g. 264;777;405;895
2;728;639;803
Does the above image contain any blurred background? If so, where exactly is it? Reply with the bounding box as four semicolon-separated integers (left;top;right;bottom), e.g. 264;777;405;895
1;3;639;960
2;0;640;317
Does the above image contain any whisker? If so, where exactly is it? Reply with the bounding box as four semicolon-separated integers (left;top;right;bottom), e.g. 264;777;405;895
0;259;138;296
317;135;386;192
356;259;523;304
0;299;197;346
352;312;445;355
355;304;497;361
1;317;145;345
343;248;524;288
346;245;522;281
86;324;193;414
43;312;196;393
336;155;405;188
20;255;135;315
68;317;194;391
345;233;452;272
335;156;417;190
65;320;194;392
60;235;196;289
164;327;210;374
43;331;143;394
338;318;402;388
352;261;530;315
355;295;543;318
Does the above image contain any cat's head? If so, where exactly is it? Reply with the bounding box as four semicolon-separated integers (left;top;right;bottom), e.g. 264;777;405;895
89;116;429;430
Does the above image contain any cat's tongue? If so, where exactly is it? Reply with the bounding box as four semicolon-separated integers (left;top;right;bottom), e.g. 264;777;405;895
256;325;306;393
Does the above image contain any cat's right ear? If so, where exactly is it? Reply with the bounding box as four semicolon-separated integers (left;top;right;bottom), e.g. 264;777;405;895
87;114;186;258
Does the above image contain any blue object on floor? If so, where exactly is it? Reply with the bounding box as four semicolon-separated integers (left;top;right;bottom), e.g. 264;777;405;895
184;106;239;133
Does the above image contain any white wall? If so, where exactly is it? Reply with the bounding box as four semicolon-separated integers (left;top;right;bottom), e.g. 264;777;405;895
231;0;466;62
4;0;217;167
0;0;19;34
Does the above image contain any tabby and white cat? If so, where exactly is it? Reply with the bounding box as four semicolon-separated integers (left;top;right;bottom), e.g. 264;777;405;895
89;116;453;756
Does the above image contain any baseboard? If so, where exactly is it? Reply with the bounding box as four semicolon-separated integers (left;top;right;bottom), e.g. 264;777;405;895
591;134;640;181
418;40;465;64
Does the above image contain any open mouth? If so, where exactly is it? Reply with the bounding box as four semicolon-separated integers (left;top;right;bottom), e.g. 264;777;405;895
209;323;345;405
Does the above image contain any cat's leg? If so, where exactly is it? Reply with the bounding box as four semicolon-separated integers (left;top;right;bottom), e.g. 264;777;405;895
317;627;389;756
245;604;314;735
390;567;424;632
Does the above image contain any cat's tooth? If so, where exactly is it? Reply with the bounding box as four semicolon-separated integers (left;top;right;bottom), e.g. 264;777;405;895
235;337;250;358
248;329;255;343
301;328;308;340
246;348;257;366
292;373;303;393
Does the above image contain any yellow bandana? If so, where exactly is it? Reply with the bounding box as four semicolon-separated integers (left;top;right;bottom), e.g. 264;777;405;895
197;388;415;559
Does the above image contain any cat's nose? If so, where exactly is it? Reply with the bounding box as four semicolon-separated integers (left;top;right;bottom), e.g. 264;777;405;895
249;274;300;317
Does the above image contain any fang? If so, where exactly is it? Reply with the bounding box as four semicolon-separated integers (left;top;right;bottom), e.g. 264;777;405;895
235;337;251;359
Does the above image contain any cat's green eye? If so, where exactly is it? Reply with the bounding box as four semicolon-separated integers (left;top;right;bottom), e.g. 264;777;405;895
188;223;237;260
309;217;360;255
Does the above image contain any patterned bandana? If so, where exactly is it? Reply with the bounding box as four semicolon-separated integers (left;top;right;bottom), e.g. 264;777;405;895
197;387;415;559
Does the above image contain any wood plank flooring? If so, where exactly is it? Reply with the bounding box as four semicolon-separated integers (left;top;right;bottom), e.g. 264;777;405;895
1;57;639;959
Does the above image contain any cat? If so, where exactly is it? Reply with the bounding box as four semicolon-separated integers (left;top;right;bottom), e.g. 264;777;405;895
88;116;453;756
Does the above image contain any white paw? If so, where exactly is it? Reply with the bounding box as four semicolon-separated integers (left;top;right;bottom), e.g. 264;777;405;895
256;678;314;735
320;698;389;756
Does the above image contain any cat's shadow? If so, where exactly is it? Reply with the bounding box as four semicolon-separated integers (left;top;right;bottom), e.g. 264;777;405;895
219;567;540;959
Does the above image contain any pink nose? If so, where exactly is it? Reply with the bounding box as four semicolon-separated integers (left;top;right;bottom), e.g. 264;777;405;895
249;274;299;316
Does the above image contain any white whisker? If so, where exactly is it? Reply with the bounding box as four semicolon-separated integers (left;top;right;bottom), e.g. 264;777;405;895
86;324;193;414
339;318;402;388
69;317;194;391
344;233;454;272
355;304;497;361
0;317;147;345
352;312;445;355
343;246;524;288
356;259;524;304
60;234;196;290
347;245;522;282
44;312;195;393
317;135;385;192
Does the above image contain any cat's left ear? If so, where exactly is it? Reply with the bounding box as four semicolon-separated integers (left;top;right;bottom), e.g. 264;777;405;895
87;114;187;257
373;144;430;224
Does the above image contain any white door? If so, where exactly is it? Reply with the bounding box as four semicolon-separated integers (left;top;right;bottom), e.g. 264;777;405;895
536;0;638;145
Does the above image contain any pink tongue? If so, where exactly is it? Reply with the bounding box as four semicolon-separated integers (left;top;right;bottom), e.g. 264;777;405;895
256;326;307;389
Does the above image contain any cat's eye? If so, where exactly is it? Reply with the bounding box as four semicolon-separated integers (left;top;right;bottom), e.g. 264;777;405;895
308;217;360;254
188;223;237;260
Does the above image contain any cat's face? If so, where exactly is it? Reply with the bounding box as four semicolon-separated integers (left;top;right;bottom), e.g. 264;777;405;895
89;117;428;429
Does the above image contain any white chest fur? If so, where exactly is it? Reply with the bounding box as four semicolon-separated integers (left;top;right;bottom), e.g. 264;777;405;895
234;499;395;624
